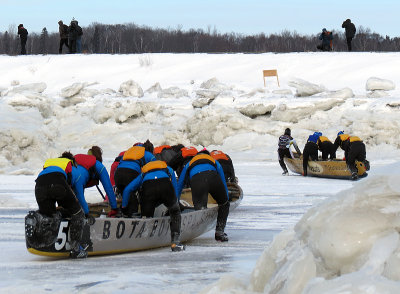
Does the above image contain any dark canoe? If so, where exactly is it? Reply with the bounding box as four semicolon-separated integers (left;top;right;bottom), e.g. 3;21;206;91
25;183;243;257
284;153;368;180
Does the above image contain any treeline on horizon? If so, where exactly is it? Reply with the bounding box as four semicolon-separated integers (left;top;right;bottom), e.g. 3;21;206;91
1;22;400;55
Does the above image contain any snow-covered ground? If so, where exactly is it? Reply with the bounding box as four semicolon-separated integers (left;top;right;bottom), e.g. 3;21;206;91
0;52;400;293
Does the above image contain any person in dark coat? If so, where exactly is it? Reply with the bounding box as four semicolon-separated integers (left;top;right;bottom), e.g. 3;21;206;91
317;28;333;51
58;20;69;54
17;24;28;55
75;20;83;53
68;20;79;53
342;19;356;51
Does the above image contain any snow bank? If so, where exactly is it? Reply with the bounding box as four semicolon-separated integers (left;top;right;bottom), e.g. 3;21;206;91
1;53;400;174
202;163;400;294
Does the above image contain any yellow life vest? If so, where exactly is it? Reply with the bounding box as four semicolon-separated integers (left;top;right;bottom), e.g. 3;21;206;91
142;160;168;173
189;154;216;166
318;136;331;143
339;134;350;141
43;158;72;171
349;136;362;143
123;146;145;161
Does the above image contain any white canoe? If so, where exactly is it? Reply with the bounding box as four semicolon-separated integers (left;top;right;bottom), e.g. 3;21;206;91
25;183;243;257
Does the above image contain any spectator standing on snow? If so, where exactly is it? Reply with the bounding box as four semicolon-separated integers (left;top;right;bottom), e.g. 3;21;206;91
68;19;79;53
317;28;333;51
17;24;28;55
58;20;69;54
75;20;83;53
342;19;356;51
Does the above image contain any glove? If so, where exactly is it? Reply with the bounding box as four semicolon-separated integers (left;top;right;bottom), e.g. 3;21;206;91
85;214;96;225
107;208;119;218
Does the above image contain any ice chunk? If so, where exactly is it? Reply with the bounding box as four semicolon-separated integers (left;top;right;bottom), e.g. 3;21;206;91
239;104;275;118
157;87;188;98
119;80;144;97
366;77;395;91
288;78;325;97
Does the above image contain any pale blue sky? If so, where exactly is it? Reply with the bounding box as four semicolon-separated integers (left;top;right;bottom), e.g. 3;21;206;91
1;0;399;37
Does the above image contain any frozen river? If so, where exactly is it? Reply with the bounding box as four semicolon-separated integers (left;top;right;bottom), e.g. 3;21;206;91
0;160;353;293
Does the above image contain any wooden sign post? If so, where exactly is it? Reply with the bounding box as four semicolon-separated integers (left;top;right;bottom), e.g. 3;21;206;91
263;69;280;87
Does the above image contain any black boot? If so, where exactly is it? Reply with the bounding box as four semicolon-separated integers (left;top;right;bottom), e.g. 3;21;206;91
215;201;230;242
215;231;229;242
70;243;88;259
169;202;185;251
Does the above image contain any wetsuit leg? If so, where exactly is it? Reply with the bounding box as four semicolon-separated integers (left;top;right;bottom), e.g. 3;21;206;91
278;148;290;173
347;142;366;175
190;173;211;210
115;168;140;213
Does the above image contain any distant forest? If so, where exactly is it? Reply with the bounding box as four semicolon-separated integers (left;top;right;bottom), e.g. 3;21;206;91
1;22;400;55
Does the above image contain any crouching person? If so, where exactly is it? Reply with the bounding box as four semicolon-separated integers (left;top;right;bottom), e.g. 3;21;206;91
346;136;367;180
141;160;184;251
34;152;87;259
177;150;230;242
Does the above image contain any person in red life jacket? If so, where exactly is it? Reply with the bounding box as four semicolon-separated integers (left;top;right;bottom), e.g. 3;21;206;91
210;150;237;184
154;144;171;160
302;132;321;176
73;146;118;217
125;160;185;251
278;128;301;175
154;144;184;170
170;146;198;177
317;134;336;160
176;150;230;242
114;140;156;217
34;152;87;259
345;136;367;180
333;131;351;160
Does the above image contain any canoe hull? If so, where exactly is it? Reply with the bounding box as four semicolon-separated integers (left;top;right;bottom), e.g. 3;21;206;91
284;157;368;179
26;183;243;257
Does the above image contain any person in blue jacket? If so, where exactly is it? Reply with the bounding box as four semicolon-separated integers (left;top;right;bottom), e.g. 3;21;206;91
126;160;184;251
114;140;156;216
72;146;118;217
34;152;87;259
176;150;230;242
302;132;321;176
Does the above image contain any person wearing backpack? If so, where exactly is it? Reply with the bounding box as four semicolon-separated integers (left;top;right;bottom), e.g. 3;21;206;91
75;20;83;53
342;19;356;51
277;128;301;175
317;28;333;51
68;19;79;53
58;20;69;54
